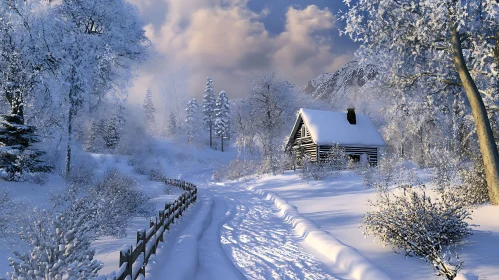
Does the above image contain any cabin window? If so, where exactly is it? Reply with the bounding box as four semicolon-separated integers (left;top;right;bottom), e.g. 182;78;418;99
301;125;306;137
348;154;360;162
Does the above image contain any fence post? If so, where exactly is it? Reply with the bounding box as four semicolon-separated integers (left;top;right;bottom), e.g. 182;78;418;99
137;229;146;277
175;200;180;219
159;210;165;242
149;218;157;255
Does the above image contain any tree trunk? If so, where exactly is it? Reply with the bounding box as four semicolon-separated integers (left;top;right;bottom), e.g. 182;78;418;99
209;123;212;148
451;26;499;205
221;137;224;152
66;91;74;177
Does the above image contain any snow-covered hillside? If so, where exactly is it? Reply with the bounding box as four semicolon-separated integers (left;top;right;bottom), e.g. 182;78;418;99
304;60;377;101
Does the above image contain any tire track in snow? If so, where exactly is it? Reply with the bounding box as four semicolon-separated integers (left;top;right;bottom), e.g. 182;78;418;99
196;194;246;280
214;184;337;280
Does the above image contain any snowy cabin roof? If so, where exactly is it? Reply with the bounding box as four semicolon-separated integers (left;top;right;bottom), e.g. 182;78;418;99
288;108;386;147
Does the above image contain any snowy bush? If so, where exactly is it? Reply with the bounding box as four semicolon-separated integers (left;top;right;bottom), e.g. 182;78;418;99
454;158;489;206
0;193;33;246
148;163;165;182
427;148;460;191
0;191;10;235
299;156;326;180
7;213;102;280
213;159;261;181
127;143;167;180
66;157;98;191
53;169;154;238
299;145;347;181
361;152;420;192
363;187;472;279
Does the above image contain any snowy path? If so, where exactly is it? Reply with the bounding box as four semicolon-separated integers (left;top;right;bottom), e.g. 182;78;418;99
219;184;335;280
148;181;337;280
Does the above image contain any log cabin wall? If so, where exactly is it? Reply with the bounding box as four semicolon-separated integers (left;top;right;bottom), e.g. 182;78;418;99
290;119;318;163
318;145;379;165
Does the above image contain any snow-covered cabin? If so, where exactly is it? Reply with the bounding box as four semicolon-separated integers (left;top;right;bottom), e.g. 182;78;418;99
286;108;386;165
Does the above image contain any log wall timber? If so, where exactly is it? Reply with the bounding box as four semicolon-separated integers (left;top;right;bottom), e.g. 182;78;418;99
319;145;379;165
290;119;318;162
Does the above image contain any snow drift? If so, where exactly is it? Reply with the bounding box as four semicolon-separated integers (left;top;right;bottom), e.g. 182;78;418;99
249;186;391;280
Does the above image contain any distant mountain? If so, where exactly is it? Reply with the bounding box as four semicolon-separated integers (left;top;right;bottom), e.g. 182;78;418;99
304;61;377;101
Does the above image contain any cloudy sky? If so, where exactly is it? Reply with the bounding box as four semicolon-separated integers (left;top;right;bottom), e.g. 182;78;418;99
126;0;359;104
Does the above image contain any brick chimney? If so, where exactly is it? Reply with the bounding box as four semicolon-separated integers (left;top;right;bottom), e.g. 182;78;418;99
347;108;356;124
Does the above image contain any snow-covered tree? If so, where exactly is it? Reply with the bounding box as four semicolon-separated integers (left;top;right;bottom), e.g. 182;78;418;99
185;99;200;144
244;73;297;173
0;114;52;181
41;0;149;176
166;111;178;138
0;1;43;122
7;213;102;279
103;113;120;150
160;71;189;133
215;90;230;152
340;0;499;205
84;119;105;152
143;88;156;133
202;77;216;148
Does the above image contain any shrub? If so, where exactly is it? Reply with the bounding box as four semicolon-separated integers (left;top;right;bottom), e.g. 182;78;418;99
7;213;102;280
300;156;326;180
363;187;472;279
427;148;460;191
66;157;98;191
53;169;154;238
213;159;261;181
148;161;165;182
360;153;421;192
454;158;489;206
299;145;347;181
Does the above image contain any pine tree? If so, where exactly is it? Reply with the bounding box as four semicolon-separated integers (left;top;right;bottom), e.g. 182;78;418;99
166;111;178;137
215;90;230;152
84;119;105;152
0;114;52;181
104;113;120;149
185;99;200;144
143;88;156;133
202;77;216;148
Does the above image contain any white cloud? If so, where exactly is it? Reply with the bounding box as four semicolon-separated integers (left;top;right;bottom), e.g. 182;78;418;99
126;0;353;106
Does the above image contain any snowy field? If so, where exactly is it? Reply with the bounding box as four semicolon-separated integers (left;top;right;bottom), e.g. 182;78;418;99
1;141;499;279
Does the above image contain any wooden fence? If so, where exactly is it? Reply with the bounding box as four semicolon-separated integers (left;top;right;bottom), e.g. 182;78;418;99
113;179;198;280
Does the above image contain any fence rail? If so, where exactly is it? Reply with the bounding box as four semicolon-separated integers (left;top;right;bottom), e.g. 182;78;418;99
113;179;198;280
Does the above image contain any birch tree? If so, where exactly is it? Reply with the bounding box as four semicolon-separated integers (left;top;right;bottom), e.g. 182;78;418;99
341;0;499;205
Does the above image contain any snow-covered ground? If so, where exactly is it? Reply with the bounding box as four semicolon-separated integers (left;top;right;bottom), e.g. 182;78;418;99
2;140;499;279
245;171;499;280
146;182;337;280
